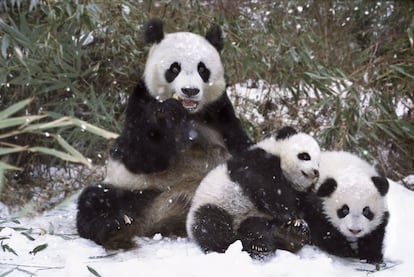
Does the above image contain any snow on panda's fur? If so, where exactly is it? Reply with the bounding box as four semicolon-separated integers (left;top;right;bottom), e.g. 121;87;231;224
302;151;390;263
76;19;252;250
186;127;320;259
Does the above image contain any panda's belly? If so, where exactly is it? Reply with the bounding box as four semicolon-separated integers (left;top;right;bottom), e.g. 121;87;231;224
104;143;229;192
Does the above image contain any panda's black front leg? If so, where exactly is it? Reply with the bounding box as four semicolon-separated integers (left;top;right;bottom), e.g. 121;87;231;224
270;217;311;253
237;217;279;260
357;215;388;264
76;184;160;249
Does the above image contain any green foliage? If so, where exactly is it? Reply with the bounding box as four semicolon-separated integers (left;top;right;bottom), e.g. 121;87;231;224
0;0;413;184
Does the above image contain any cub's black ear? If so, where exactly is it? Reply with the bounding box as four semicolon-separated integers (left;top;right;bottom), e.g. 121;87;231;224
143;18;164;44
275;126;297;140
205;25;224;52
317;178;337;197
372;176;389;196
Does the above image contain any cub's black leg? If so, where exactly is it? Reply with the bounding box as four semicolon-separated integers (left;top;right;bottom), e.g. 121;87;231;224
191;204;236;253
237;216;278;260
76;184;160;249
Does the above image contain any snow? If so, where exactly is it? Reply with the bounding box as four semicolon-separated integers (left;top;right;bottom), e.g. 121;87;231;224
1;180;414;277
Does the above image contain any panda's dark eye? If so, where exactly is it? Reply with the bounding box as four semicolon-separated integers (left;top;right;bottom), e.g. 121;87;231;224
165;62;181;83
298;152;311;161
198;62;210;82
337;204;349;218
362;206;374;220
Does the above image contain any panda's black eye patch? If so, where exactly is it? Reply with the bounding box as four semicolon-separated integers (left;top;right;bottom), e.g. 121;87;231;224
337;204;349;218
297;152;311;161
198;62;210;82
165;62;181;83
362;206;374;220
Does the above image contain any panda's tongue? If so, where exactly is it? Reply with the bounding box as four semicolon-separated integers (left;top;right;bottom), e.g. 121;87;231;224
182;99;198;110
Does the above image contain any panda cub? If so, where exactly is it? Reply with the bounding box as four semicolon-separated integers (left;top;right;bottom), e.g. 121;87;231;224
187;127;320;259
302;151;390;263
76;19;252;249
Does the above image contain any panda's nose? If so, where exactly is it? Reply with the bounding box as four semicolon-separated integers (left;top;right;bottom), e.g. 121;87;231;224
182;88;199;97
314;169;319;178
349;228;362;235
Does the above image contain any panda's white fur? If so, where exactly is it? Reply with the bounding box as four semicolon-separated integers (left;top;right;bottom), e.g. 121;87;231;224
187;130;320;255
317;151;388;240
144;32;225;112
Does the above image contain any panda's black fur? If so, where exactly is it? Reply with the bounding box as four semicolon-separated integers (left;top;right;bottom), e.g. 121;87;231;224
187;127;321;259
76;19;252;250
301;151;390;263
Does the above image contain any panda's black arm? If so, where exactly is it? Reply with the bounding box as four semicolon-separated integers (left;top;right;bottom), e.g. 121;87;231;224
357;211;389;263
228;148;300;219
201;92;253;155
110;80;187;174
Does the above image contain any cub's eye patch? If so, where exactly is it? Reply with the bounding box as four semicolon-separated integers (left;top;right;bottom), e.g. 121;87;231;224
297;152;311;161
165;62;181;83
362;206;374;220
337;204;349;218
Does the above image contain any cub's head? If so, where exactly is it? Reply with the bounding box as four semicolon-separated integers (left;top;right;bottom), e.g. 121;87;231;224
143;18;225;113
255;127;321;192
316;151;389;240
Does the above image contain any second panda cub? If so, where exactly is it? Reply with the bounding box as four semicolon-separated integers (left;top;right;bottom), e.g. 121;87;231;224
187;127;320;259
302;151;390;263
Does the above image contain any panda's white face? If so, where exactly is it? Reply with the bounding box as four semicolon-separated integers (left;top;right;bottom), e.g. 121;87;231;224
322;174;388;240
279;133;321;191
255;133;321;192
144;32;225;113
316;151;389;241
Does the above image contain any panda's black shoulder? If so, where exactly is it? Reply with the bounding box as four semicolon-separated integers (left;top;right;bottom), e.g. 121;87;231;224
227;147;282;187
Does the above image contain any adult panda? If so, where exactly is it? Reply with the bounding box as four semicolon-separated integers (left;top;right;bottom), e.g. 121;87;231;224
302;151;390;264
186;127;320;259
76;18;252;250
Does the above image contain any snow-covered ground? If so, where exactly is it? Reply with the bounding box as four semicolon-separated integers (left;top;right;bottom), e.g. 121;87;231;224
0;179;413;277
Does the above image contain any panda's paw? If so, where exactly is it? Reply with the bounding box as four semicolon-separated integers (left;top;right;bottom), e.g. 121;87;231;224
245;239;277;260
156;98;187;124
270;218;310;253
97;213;138;250
285;218;311;244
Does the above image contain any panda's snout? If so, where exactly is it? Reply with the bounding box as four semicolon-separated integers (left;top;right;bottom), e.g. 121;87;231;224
182;88;200;97
349;228;362;235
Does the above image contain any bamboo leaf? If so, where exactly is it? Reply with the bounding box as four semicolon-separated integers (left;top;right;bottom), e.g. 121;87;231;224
29;243;48;255
0;98;33;121
54;134;91;166
0;115;46;130
87;266;102;277
0;146;29;155
28;147;91;167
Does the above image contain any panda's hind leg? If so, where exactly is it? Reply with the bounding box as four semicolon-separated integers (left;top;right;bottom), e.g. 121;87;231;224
190;204;236;253
76;184;160;249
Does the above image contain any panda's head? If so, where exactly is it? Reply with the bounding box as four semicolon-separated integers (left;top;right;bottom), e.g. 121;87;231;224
316;151;389;240
255;127;321;192
142;18;225;113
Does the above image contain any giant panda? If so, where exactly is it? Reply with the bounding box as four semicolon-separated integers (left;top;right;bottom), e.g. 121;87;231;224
186;127;320;259
76;18;252;250
302;151;390;264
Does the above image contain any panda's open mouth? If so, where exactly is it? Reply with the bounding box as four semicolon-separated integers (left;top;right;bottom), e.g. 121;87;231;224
173;94;199;111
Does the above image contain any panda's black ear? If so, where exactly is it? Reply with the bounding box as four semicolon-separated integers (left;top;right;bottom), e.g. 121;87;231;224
317;178;337;197
372;176;389;196
275;126;297;140
143;18;164;44
205;25;224;52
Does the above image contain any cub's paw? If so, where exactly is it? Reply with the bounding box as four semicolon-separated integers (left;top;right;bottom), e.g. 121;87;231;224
243;238;277;260
98;214;137;250
272;218;311;253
